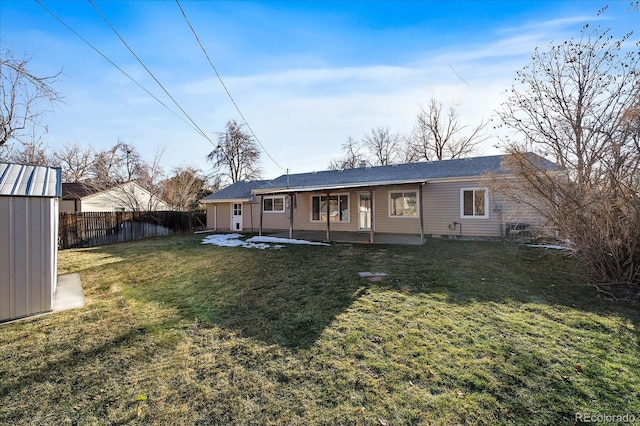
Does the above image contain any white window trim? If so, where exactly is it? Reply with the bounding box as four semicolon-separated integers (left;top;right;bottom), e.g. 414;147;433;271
263;195;285;213
460;187;489;219
388;190;420;218
310;193;351;223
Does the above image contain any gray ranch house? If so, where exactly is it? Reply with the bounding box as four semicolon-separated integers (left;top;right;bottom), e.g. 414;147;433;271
201;154;555;243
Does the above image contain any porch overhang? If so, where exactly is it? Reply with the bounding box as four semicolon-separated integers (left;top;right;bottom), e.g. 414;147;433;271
200;197;252;204
252;179;428;196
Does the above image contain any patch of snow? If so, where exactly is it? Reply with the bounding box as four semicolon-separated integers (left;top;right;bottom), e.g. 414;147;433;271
201;234;329;249
246;236;330;246
526;244;567;250
358;272;388;277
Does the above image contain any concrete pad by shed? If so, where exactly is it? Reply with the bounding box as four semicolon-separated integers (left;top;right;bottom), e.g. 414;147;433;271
54;273;85;312
1;273;85;326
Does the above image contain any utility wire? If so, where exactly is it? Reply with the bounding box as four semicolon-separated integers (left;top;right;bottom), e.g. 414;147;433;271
88;0;217;147
175;0;286;172
33;0;208;140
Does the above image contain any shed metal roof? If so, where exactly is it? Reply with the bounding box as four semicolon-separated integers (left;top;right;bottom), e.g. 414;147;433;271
0;163;62;197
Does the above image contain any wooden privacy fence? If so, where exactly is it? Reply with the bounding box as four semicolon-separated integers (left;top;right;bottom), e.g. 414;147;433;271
58;211;207;249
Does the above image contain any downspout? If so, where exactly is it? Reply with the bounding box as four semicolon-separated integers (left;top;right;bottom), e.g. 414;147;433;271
213;205;217;231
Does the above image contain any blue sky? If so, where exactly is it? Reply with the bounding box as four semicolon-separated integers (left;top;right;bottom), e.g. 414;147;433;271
1;1;637;179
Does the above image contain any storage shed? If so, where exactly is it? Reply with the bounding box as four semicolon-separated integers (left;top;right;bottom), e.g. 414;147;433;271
0;162;62;322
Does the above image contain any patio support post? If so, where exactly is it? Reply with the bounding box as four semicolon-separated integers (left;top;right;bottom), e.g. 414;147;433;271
259;195;264;236
419;183;425;243
325;191;331;241
369;189;374;243
288;193;294;239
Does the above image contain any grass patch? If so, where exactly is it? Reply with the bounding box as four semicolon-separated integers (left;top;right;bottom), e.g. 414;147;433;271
1;234;639;424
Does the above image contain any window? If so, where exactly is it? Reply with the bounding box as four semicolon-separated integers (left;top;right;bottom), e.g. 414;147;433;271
311;194;349;222
263;196;285;213
461;188;488;218
389;191;418;217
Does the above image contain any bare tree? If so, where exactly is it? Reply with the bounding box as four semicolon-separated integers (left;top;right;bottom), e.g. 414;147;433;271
162;166;213;211
362;126;401;166
0;48;60;146
208;119;261;185
0;138;52;166
495;20;640;286
327;136;364;170
90;140;147;188
52;143;95;182
410;98;487;161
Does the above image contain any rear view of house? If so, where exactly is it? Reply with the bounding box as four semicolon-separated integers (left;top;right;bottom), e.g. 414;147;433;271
201;154;556;242
0;163;62;322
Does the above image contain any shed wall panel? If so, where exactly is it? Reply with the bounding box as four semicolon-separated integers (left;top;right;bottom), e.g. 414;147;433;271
0;196;57;322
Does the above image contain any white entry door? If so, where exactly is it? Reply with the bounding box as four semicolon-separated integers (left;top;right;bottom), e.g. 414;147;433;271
358;194;371;230
232;203;243;231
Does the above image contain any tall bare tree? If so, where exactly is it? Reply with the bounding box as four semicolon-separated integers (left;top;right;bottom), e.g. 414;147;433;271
52;143;95;182
208;119;261;185
0;48;60;147
362;126;401;166
495;19;640;285
0;139;51;166
410;98;487;161
327;136;364;170
161;166;213;211
90;140;147;188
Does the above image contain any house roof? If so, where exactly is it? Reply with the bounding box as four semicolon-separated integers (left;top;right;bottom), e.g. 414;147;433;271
61;182;100;199
201;154;558;201
0;163;61;197
201;180;272;202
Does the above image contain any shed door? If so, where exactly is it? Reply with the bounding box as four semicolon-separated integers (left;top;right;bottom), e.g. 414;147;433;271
231;203;243;231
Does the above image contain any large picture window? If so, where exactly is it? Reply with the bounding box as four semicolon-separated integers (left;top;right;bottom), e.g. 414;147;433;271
461;188;488;218
311;194;349;222
263;196;285;213
389;191;418;217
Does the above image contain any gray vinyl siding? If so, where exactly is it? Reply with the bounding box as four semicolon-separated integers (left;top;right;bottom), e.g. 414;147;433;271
206;203;231;231
374;185;423;235
423;181;502;237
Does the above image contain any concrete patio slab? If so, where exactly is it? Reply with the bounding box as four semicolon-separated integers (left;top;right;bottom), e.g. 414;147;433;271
266;231;425;245
54;273;85;312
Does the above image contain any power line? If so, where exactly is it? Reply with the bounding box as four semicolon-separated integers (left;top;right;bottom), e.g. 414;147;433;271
175;0;286;172
33;0;209;141
88;0;217;147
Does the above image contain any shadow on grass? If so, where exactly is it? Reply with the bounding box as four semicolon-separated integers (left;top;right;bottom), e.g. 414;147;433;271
29;234;638;424
81;234;640;352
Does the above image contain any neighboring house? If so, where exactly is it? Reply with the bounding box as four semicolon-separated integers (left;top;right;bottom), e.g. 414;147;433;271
60;181;171;213
200;154;557;242
0;162;61;322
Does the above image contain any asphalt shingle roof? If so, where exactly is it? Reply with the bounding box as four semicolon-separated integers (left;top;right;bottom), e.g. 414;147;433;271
201;154;558;201
201;180;272;201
